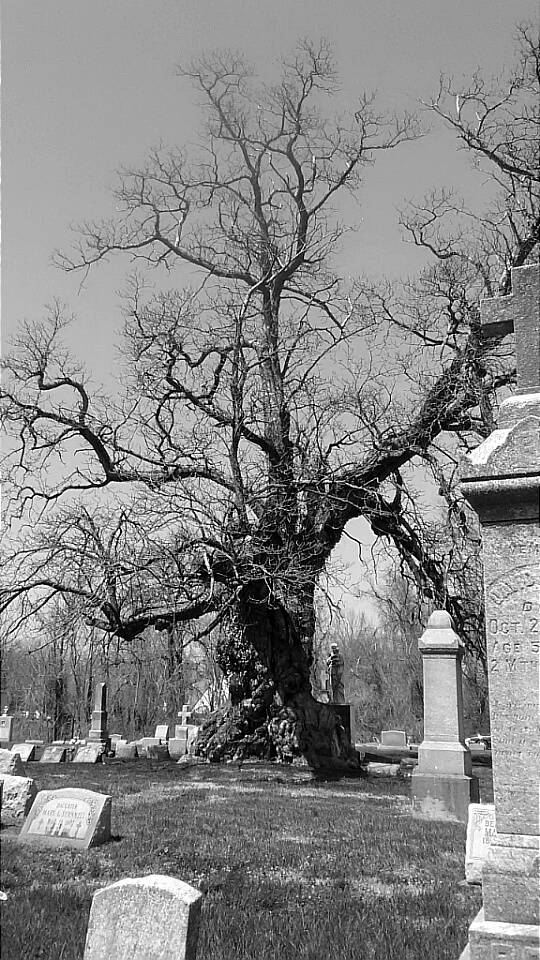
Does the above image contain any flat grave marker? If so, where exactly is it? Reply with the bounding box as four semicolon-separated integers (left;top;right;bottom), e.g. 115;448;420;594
18;787;111;849
74;744;103;764
40;745;67;764
11;743;36;762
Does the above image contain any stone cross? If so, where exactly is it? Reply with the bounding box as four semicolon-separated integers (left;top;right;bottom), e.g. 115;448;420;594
459;262;539;960
179;704;192;724
480;264;540;395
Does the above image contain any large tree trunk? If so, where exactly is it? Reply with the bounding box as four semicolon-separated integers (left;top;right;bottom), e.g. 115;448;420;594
194;580;360;774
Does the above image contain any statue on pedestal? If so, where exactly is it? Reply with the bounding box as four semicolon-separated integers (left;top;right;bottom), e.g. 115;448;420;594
326;643;345;704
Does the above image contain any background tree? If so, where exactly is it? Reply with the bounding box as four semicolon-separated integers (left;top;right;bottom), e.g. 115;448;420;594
1;28;538;770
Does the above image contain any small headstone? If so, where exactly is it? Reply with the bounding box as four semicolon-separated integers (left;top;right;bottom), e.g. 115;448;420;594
0;748;25;776
154;724;169;741
381;730;407;748
0;774;37;825
18;787;111;848
11;743;36;762
137;737;161;755
465;803;496;885
0;715;14;742
74;744;103;764
39;745;67;764
115;742;138;760
146;744;169;761
167;738;187;760
83;875;203;960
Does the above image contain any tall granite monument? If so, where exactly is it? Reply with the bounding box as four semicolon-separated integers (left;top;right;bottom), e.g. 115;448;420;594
459;263;539;959
88;682;109;751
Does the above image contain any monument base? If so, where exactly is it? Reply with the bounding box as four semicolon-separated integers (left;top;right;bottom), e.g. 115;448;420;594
411;772;479;823
458;908;540;960
328;704;351;743
482;834;540;926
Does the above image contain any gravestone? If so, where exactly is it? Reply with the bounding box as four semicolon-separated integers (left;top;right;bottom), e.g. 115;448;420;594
146;744;169;761
11;743;36;762
0;774;37;825
115;742;138;760
459;263;539;958
411;611;478;822
40;745;67;764
74;744;103;763
0;715;14;743
381;730;407;748
154;724;169;741
178;705;192;725
168;738;188;760
83;875;203;960
465;804;496;885
137;737;161;755
0;748;25;776
88;681;109;748
18;787;111;848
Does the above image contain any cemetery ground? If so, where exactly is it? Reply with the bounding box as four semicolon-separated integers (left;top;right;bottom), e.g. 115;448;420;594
0;760;492;960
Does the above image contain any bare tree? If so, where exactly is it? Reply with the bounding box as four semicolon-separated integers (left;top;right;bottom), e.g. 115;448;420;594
1;30;538;770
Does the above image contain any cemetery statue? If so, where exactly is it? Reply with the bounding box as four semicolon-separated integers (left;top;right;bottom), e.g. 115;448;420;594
326;644;345;704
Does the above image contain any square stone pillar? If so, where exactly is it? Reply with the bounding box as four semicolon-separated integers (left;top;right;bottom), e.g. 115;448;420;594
412;611;479;822
88;682;109;750
458;263;539;959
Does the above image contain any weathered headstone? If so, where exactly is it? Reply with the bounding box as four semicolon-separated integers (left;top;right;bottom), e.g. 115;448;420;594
88;681;109;748
39;745;67;764
115;742;138;760
18;787;111;848
74;744;103;763
11;743;36;762
146;744;169;761
0;747;25;776
0;774;37;825
411;611;478;822
83;875;203;960
0;715;14;743
136;737;161;755
168;738;187;760
381;730;407;748
459;263;539;958
465;804;496;885
154;724;170;741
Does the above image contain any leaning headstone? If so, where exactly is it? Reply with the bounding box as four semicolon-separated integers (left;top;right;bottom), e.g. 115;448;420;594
381;730;407;748
154;724;170;742
0;715;14;743
83;875;203;960
0;774;37;825
73;744;103;763
465;804;496;885
39;745;67;764
18;788;111;848
459;263;540;957
115;742;138;760
11;743;36;762
411;611;478;822
0;748;25;776
88;681;109;749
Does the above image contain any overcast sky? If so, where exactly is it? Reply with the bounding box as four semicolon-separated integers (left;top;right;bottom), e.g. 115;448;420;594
2;0;537;607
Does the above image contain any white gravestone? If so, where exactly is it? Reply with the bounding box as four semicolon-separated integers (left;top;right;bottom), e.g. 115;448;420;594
465;804;496;885
0;774;37;825
381;730;407;748
0;716;14;742
40;745;67;764
18;787;111;849
74;744;104;763
154;724;170;741
11;743;36;762
83;875;203;960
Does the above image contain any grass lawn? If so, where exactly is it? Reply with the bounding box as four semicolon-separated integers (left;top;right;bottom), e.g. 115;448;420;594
1;761;491;960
